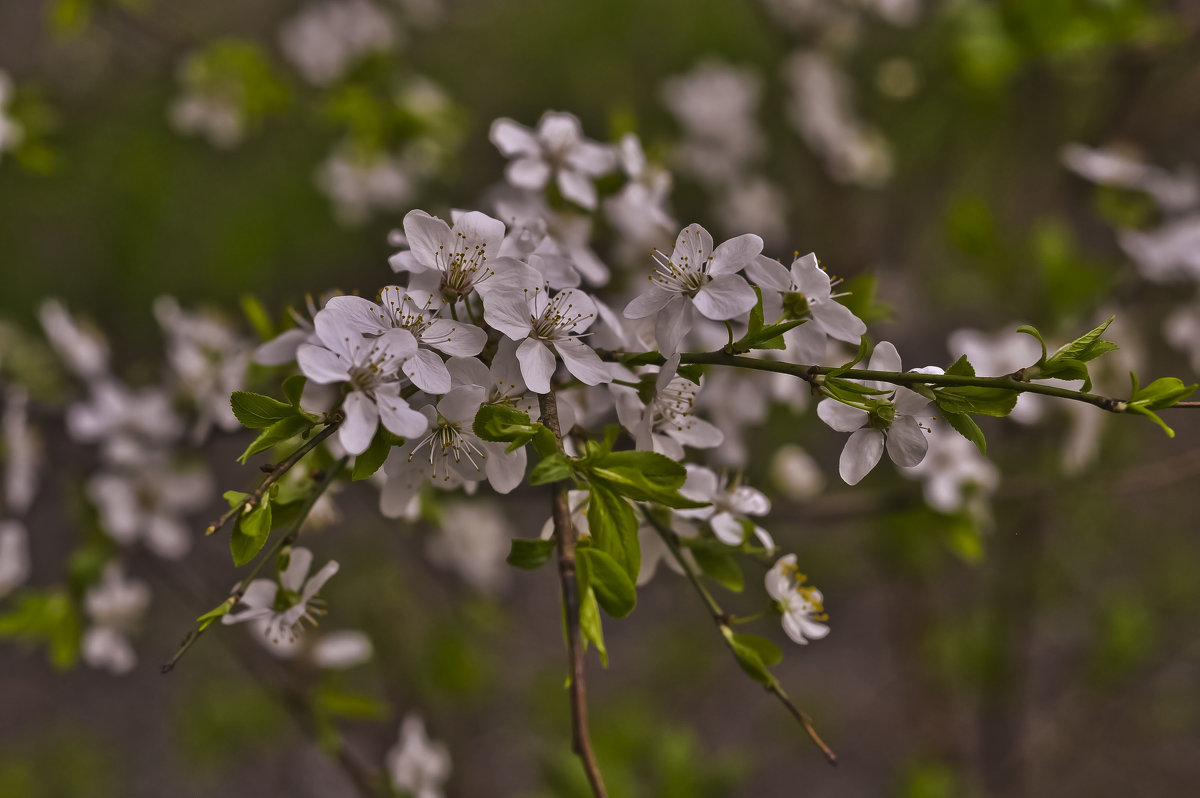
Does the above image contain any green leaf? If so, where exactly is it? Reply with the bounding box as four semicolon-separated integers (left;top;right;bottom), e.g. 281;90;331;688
577;548;637;618
933;386;1017;417
231;391;298;429
585;482;640;582
282;375;307;407
586;450;706;509
313;691;388;720
1129;376;1197;410
726;628;773;686
237;416;314;464
1047;316;1116;365
352;426;401;481
941;411;987;455
472;404;557;456
945;355;976;378
507;538;556;570
579;588;608;667
529;452;574;486
230;501;272;566
1015;324;1047;363
223;490;249;508
731;633;783;668
690;546;744;592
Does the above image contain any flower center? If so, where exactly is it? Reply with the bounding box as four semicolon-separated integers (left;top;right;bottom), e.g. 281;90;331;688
649;247;712;298
435;232;493;298
408;416;488;482
530;290;594;340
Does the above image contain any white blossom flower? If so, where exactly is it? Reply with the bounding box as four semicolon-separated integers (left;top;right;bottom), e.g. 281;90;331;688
612;356;723;459
623;224;762;354
0;71;24;161
82;563;151;674
427;501;513;593
604;133;677;258
254;626;373;669
279;0;397;86
87;460;213;559
66;380;184;466
376;286;487;359
0;520;31;598
493;192;611;286
816;341;936;485
489;111;616;209
484;285;611;394
391;209;537;301
3;388;40;515
1062;144;1198;213
745;252;866;364
154;296;251;439
765;554;829;645
168;85;245;149
379;386;523;517
676;465;774;550
661;61;763;186
297;297;430;454
223;547;339;643
386;714;451;798
38;299;110;382
784;51;892;187
316;145;413;226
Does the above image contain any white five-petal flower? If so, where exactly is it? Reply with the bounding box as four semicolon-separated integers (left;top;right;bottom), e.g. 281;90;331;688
765;554;830;645
675;465;774;550
489;111;616;210
816;341;937;485
623;224;762;353
223;547;339;643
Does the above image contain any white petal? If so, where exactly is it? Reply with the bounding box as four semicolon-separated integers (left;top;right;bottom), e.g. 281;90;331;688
812;301;867;344
340;391;379;455
280;547;314;592
436;385;487;424
482;290;534;340
557;169;597;209
446;355;491;388
744;254;793;292
868;341;903;372
554;337;610;386
254;328;311;366
709;233;764;276
489;117;540;157
403;210;454;271
301;560;340;601
375;384;430;438
453;211;507;253
296;344;350;384
692;274;757;320
816;399;867;432
654;296;692;354
516;338;556;394
839;428;884;485
403;349;452;394
485;442;525;494
885;416;929;467
623;285;676;319
783;323;827;365
672;224;714;271
664;416;724;449
425;319;486;356
506;157;552;190
710;512;746;546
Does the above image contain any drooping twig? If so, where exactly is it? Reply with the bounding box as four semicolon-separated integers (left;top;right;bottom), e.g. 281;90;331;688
163;455;348;673
205;420;342;537
641;508;838;766
538;390;609;798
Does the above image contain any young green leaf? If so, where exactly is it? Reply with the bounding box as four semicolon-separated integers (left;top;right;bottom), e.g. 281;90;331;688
731;632;783;668
352;426;401;481
586;450;707;509
231;391;299;429
585;482;640;582
941;410;987;455
282;374;307;407
579;588;608;667
237;416;315;464
507;538;556;570
230;501;273;566
529;452;574;486
577;547;637;618
690;546;744;593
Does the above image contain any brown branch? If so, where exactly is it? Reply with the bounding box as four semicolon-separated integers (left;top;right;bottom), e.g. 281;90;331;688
538;390;608;798
205;420;341;537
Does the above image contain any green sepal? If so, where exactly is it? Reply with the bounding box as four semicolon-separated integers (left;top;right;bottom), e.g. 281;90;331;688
507;538;556;570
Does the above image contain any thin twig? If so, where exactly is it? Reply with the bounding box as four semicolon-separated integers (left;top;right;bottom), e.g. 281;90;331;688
539;390;609;798
163;455;348;673
641;509;837;766
205;421;341;537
